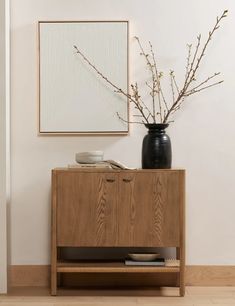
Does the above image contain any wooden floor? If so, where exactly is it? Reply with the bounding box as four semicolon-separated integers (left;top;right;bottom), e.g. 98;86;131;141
1;286;235;305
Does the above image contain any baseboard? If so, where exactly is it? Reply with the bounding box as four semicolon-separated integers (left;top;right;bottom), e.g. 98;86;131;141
9;265;235;287
9;265;50;287
186;265;235;286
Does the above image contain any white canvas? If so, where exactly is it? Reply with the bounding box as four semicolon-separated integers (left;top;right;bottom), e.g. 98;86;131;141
39;21;128;134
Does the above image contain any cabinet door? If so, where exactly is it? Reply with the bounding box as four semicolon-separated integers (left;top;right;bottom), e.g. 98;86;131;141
118;172;182;247
56;172;118;246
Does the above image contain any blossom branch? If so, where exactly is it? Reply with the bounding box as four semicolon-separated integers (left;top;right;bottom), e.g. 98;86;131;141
73;10;227;126
163;10;227;123
185;44;192;79
73;45;150;124
184;80;224;97
116;112;145;125
187;72;220;92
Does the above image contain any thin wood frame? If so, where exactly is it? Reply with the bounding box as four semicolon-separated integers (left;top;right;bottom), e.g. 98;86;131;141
37;20;129;136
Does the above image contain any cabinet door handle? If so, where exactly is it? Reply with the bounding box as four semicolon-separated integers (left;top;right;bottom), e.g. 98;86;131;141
123;178;132;182
106;178;115;182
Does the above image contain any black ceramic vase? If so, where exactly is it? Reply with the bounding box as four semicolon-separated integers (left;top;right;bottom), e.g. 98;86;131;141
142;123;172;169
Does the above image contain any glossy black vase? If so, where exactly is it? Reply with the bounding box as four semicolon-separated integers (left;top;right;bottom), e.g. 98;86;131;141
142;123;172;169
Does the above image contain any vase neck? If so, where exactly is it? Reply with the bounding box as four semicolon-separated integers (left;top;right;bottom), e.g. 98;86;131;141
145;123;169;134
148;129;165;134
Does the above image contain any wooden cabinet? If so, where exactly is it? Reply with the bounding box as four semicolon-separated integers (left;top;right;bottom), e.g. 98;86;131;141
51;169;185;296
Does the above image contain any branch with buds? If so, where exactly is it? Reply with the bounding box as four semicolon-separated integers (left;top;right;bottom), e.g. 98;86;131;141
74;10;228;125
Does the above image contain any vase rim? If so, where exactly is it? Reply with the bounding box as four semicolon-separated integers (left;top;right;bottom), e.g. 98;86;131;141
145;123;169;129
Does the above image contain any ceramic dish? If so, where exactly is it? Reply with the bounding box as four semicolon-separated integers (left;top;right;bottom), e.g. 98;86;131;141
128;253;160;262
75;151;104;164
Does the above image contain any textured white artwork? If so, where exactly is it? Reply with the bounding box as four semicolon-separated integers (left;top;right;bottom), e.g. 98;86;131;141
39;21;128;134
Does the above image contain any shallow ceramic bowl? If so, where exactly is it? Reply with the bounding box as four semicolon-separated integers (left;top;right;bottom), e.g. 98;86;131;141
128;253;160;262
76;151;104;164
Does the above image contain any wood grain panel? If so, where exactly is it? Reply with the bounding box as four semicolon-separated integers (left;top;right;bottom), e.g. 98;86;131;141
56;261;179;273
118;172;181;246
56;172;118;246
152;174;165;245
9;265;235;287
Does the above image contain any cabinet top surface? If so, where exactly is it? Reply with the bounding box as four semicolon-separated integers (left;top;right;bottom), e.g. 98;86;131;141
52;168;185;173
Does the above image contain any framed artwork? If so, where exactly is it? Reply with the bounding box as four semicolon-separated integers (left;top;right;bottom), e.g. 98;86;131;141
38;21;129;135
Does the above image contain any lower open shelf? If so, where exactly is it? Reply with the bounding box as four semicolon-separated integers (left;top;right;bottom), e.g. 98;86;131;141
56;260;180;273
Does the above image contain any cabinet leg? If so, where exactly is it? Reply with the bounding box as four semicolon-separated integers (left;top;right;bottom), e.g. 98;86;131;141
179;271;185;297
51;270;57;296
180;285;185;297
177;246;185;297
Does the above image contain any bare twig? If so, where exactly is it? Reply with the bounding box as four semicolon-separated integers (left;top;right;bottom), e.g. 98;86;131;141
184;80;224;97
187;72;220;92
172;72;180;94
116;112;145;125
160;88;169;112
135;37;162;122
186;11;227;90
74;45;150;124
149;41;161;122
184;35;201;85
170;71;175;103
131;83;154;121
185;44;192;79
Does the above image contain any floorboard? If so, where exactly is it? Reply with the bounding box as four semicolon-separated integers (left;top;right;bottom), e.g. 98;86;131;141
0;286;235;305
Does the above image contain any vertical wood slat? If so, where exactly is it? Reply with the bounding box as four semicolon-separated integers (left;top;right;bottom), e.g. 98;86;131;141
51;170;57;295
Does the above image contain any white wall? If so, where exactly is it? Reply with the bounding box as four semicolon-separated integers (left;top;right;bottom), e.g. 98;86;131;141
0;0;9;293
10;0;235;265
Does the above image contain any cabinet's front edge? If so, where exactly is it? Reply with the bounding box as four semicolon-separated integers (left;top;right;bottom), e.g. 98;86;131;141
51;170;57;295
179;170;185;296
56;266;180;273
